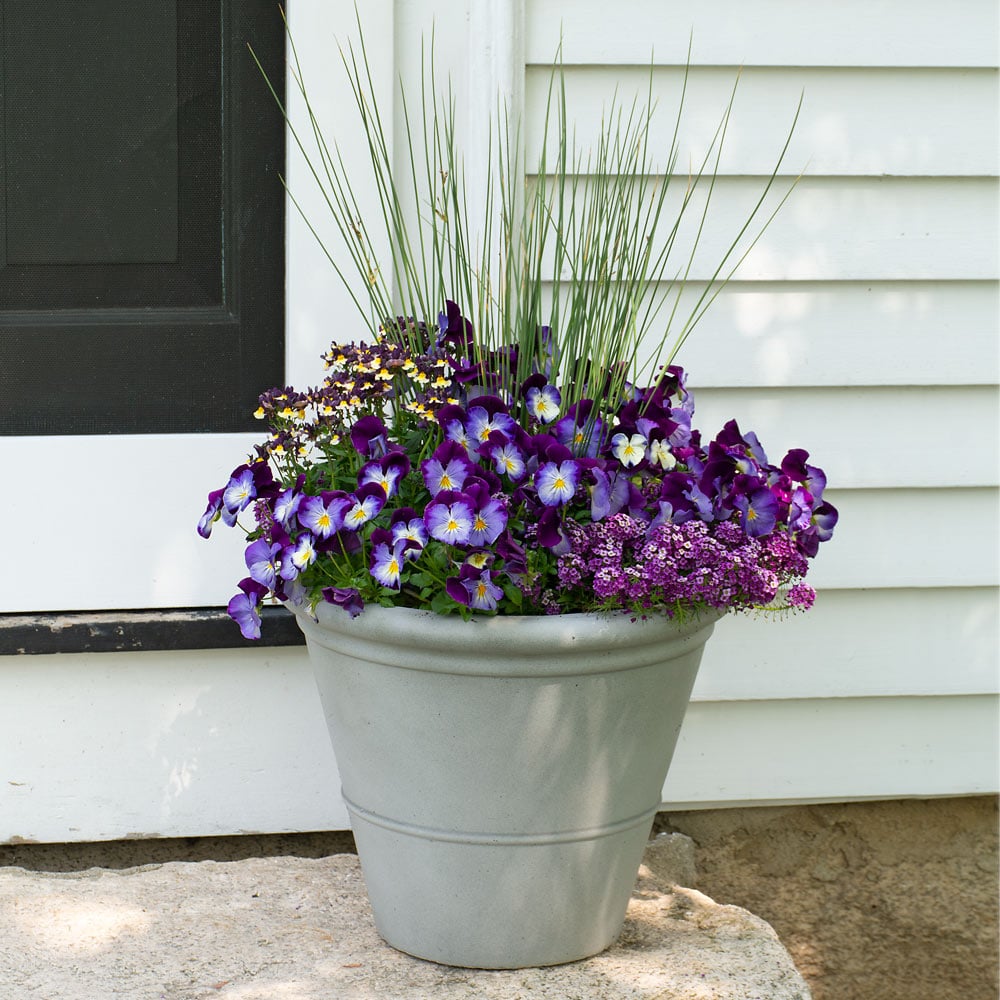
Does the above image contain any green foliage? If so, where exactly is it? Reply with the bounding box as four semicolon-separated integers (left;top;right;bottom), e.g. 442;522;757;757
250;12;800;422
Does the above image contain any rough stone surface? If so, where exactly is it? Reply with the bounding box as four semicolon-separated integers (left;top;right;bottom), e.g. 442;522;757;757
0;838;810;1000
661;797;1000;1000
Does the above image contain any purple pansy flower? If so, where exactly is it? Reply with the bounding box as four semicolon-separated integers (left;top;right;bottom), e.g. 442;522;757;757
536;507;572;552
424;492;475;545
554;401;605;457
227;578;269;639
782;448;827;501
245;538;283;590
466;406;516;448
490;440;527;481
390;518;428;554
591;466;632;521
437;299;475;352
526;384;561;423
734;486;779;538
358;451;410;498
342;483;387;530
535;460;580;506
464;481;508;546
299;492;350;539
197;488;226;538
443;417;477;458
350;415;389;457
222;467;257;514
321;586;365;618
286;533;318;577
446;565;504;611
422;440;474;495
370;538;411;590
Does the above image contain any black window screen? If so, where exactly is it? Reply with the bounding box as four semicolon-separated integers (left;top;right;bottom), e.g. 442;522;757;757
0;1;285;434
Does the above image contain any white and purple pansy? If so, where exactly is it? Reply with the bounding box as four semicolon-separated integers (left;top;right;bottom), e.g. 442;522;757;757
369;536;412;590
421;439;474;495
358;450;410;498
490;439;526;481
424;491;475;545
525;383;561;424
535;459;580;507
466;405;516;447
342;483;387;530
389;509;428;555
287;533;318;576
299;492;351;539
446;565;504;611
611;432;647;468
221;462;274;518
273;488;303;528
244;537;283;590
227;577;269;639
463;480;508;546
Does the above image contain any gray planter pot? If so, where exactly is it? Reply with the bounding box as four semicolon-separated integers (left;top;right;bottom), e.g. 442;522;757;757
291;602;718;969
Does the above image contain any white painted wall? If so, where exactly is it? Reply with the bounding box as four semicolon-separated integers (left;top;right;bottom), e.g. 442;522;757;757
2;0;997;843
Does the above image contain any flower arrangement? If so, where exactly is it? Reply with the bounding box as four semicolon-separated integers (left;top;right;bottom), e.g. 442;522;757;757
199;26;837;637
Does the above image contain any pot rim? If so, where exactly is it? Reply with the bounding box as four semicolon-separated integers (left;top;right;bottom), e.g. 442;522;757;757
285;600;723;678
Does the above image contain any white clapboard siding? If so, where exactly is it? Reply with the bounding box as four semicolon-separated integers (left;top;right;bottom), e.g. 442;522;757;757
524;0;1000;844
4;637;996;844
664;695;1000;808
694;588;1000;701
526;0;1000;69
806;489;999;590
534;177;999;282
645;281;999;388
526;66;1000;177
0;648;349;843
689;385;1000;489
541;280;1000;387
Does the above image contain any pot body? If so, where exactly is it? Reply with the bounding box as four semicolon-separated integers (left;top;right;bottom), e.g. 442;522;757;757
292;603;717;969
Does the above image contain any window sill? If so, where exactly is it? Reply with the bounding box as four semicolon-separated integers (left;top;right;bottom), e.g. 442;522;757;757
0;607;304;656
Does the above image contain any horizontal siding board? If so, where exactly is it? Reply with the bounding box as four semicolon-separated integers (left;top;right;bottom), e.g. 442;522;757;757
527;0;1000;68
663;694;1000;807
804;489;1000;590
0;648;348;843
630;281;999;388
531;177;999;281
693;587;1000;701
541;280;1000;388
688;385;1000;489
526;67;999;177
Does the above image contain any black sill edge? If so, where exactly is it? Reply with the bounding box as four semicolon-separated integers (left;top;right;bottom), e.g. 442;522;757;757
0;607;305;656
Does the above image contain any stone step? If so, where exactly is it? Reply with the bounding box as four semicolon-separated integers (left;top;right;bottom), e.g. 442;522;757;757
0;834;811;999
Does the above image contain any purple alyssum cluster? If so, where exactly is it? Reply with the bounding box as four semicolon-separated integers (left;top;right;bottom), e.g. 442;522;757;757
199;302;837;638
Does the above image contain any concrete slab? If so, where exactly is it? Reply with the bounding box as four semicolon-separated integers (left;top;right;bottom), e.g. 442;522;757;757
0;839;811;999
